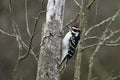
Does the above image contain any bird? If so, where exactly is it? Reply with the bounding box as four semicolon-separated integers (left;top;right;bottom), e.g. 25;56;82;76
59;26;81;69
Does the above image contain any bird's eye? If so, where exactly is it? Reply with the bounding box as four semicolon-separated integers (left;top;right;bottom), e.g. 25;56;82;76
73;29;78;32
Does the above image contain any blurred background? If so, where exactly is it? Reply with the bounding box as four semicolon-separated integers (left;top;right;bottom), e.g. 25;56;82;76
0;0;120;80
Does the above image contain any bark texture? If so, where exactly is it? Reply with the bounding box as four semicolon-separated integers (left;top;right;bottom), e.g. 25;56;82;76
36;0;65;80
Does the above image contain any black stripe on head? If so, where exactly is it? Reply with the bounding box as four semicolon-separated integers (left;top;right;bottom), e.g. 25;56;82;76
72;26;78;28
71;26;80;32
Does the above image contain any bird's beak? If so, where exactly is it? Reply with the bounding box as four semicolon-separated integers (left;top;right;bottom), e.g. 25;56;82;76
77;28;80;31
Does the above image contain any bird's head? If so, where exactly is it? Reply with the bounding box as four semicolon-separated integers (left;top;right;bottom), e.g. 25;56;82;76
69;26;81;36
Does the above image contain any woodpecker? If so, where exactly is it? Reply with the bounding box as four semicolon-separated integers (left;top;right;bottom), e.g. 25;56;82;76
60;26;81;67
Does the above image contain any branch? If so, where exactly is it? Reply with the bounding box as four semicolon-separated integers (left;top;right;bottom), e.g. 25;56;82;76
86;0;96;9
74;0;81;8
88;10;120;80
107;36;120;44
11;11;23;80
0;26;38;61
92;77;98;80
19;36;38;61
0;28;15;37
85;9;120;36
83;43;98;50
94;0;98;23
110;75;120;80
107;75;120;80
104;43;120;47
17;0;44;62
25;0;31;36
9;0;43;79
84;36;100;41
63;13;80;29
105;29;120;41
88;42;102;80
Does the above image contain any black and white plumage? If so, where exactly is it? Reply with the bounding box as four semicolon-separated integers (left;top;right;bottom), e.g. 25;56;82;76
60;26;81;66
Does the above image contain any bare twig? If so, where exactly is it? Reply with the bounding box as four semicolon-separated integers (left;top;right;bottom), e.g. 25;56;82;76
88;41;102;80
84;36;100;41
105;29;120;41
25;0;31;36
111;75;120;80
81;0;83;8
12;23;23;80
85;10;120;36
74;0;81;8
104;43;120;47
86;0;96;9
9;0;21;36
9;0;43;79
83;43;98;49
94;0;98;23
0;26;38;61
88;10;120;80
16;0;44;62
0;28;15;37
10;8;23;80
107;75;120;80
10;6;25;80
92;77;98;80
107;36;120;44
40;10;46;13
19;37;38;61
9;0;37;61
63;13;80;29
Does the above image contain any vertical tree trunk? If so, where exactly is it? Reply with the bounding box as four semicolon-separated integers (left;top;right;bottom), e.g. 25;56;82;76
36;0;65;80
74;0;95;80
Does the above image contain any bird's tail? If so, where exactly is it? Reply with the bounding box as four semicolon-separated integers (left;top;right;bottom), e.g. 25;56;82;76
59;57;68;75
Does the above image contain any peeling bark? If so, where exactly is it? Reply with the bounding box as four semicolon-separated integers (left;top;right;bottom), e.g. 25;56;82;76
36;0;65;80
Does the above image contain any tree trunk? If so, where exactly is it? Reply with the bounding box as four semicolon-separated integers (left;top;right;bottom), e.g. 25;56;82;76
74;0;95;80
36;0;65;80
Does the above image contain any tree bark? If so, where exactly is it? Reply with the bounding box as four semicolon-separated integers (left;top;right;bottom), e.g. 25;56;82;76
36;0;65;80
74;0;96;80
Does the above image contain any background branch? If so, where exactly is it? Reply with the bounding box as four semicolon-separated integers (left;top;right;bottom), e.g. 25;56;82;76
87;9;120;80
85;10;120;36
9;0;44;80
84;36;100;41
63;13;80;29
0;28;15;37
74;0;81;8
25;0;31;36
83;43;98;50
